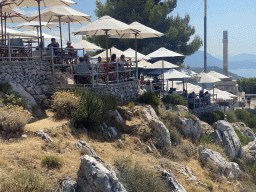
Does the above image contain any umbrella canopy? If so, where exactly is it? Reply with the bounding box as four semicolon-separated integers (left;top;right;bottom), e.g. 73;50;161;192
208;88;233;100
196;72;221;84
14;21;58;30
1;27;31;37
177;68;197;76
92;46;132;59
11;0;75;7
124;48;150;61
207;71;229;79
159;69;190;80
146;47;184;58
72;40;102;50
148;69;169;75
73;15;139;36
23;30;61;40
137;59;152;68
145;60;179;69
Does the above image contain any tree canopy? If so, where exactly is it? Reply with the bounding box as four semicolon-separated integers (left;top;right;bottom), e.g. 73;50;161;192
86;0;203;65
237;78;256;94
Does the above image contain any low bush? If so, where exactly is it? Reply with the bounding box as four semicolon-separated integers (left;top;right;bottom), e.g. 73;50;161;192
225;110;237;123
51;91;80;118
72;89;117;128
2;92;28;108
235;109;256;128
41;155;63;168
0;105;32;133
139;91;160;107
162;94;187;106
0;168;50;192
128;101;135;109
200;134;214;144
115;158;168;192
200;111;224;125
234;128;251;146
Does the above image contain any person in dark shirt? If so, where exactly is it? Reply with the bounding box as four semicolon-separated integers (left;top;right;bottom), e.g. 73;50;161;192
47;38;58;55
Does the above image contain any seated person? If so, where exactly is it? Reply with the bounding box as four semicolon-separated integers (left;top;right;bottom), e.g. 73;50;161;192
172;88;178;94
152;77;161;96
84;54;90;64
47;38;58;55
73;57;90;84
204;91;210;105
65;41;75;57
140;76;146;85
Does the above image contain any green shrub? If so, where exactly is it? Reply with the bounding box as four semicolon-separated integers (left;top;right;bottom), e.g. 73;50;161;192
0;169;51;192
249;162;256;178
200;111;224;125
52;91;80;118
162;94;187;106
72;90;117;127
0;105;32;133
0;82;12;93
139;91;160;107
235;109;256;128
42;155;63;168
234;128;251;146
4;92;28;108
200;134;214;144
115;158;167;192
225;111;237;123
128;101;135;109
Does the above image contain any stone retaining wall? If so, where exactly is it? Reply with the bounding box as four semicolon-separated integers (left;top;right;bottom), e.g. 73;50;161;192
0;61;53;102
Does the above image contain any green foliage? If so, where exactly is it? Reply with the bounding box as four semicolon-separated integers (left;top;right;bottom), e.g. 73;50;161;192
180;111;197;120
115;158;168;192
202;181;213;191
249;162;256;178
0;169;51;192
200;111;224;125
128;101;135;109
72;90;117;127
200;134;213;144
0;82;12;93
225;111;237;123
235;109;256;128
90;0;203;65
139;91;160;107
237;78;256;94
41;155;63;168
234;128;251;146
162;94;187;106
4;92;28;108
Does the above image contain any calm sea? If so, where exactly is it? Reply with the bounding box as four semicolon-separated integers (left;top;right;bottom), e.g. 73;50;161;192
230;69;256;79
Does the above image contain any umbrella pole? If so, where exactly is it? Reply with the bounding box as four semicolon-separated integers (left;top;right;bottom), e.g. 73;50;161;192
183;79;185;96
213;83;215;103
36;27;39;46
68;22;71;42
4;12;6;45
37;0;43;57
135;33;138;80
1;6;3;43
162;58;164;94
105;30;109;84
59;16;62;49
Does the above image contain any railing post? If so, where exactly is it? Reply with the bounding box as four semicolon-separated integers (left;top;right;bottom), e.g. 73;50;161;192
117;62;119;83
150;82;152;92
7;33;10;61
51;47;56;90
92;64;94;87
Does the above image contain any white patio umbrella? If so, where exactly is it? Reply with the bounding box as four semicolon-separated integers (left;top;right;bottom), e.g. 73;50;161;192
11;0;76;50
23;30;61;40
146;47;183;92
207;71;229;80
92;46;132;59
177;68;197;77
72;40;102;50
74;15;140;63
137;59;152;68
196;72;221;84
145;60;179;69
1;27;31;37
124;48;150;61
110;21;164;79
15;21;58;44
208;88;233;100
29;6;91;48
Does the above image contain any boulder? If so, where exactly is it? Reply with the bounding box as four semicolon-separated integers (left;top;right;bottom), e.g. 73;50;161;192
199;146;242;179
35;129;53;142
9;82;37;109
199;120;214;135
149;119;172;150
179;117;201;141
75;141;97;156
99;124;118;138
141;105;158;122
212;120;242;160
243;127;255;141
77;155;127;192
162;169;187;192
175;105;189;113
62;176;77;192
167;161;197;181
115;110;123;124
242;140;256;164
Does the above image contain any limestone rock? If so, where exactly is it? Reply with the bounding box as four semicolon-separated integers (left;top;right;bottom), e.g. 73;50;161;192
179;117;201;141
212;120;242;160
9;82;37;109
199;120;214;135
162;169;187;192
168;161;197;181
77;155;127;192
99;124;118;138
199;146;242;179
141;105;158;122
75;141;97;156
146;146;153;153
35;129;53;142
149;119;172;150
175;105;189;113
243;127;255;141
62;176;77;192
115;110;123;124
242;140;256;164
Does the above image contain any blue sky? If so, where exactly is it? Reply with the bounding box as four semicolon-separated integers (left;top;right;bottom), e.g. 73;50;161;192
14;0;256;57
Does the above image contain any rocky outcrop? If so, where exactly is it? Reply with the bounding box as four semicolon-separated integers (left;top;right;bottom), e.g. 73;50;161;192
242;140;256;164
199;120;214;135
175;105;189;113
35;129;53;142
199;146;242;179
115;110;123;124
62;176;77;192
243;127;255;141
212;120;242;160
99;123;118;138
168;161;197;181
75;141;97;156
179;117;201;141
162;169;187;192
141;105;158;122
77;155;126;192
